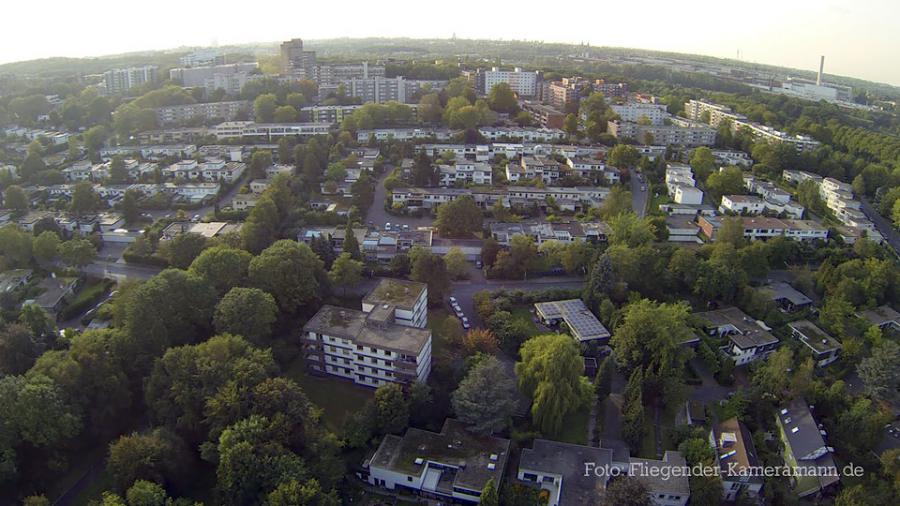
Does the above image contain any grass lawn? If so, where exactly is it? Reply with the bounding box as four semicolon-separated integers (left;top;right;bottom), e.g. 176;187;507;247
509;306;541;337
550;406;591;445
284;358;373;431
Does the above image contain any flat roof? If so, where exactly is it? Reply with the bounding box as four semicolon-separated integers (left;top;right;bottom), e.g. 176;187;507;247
534;299;610;342
629;452;691;496
303;305;430;355
788;320;841;354
369;419;510;493
363;278;426;311
519;439;613;504
856;305;900;327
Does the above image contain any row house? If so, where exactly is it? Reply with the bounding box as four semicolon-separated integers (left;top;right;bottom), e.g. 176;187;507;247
565;157;620;184
100;144;197;160
507;156;567;184
720;194;805;220
200;160;246;182
478;126;566;142
438;161;492;187
490;221;609;246
695;306;780;365
356;128;456;143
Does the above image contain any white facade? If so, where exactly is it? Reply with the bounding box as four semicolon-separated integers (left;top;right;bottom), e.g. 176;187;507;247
438;161;492;187
674;185;704;205
483;67;539;97
610;103;669;125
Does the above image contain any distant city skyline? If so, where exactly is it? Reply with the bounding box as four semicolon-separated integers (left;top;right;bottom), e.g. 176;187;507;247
2;0;898;87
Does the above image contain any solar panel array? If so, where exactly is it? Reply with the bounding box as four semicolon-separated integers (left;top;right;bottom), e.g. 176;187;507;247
538;299;610;342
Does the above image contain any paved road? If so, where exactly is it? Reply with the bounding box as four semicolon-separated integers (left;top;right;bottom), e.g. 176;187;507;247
860;197;900;257
630;171;650;217
366;168;434;228
449;276;586;327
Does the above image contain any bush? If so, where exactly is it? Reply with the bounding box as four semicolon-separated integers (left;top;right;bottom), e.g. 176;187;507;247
122;251;170;268
58;278;114;321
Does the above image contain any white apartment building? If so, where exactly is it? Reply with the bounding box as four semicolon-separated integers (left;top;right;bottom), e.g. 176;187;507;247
357;128;456;143
62;160;93;181
507;156;567;184
302;278;431;388
685;99;821;152
610;102;669;125
438;161;492;187
212;121;331;141
684;99;740;127
104;66;157;94
782;170;823;186
199;160;246;182
481;67;539;97
609;120;716;147
478;127;566;142
100;145;197;160
674;185;704;205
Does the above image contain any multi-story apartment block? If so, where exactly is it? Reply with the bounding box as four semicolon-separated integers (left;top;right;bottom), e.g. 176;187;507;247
478;127;566;142
299;105;362;124
357;128;456;143
698;216;828;242
302;278;431;388
684;99;820;152
438;160;492;187
544;77;587;111
391;186;609;213
178;49;225;68
212;121;331;141
316;62;385;83
610;102;669;125
478;67;539;97
593;79;628;98
280;38;316;78
103;66;157;94
155;101;250;125
609;120;717;147
782;170;824;186
522;102;566;129
684;99;740;127
695;306;780;365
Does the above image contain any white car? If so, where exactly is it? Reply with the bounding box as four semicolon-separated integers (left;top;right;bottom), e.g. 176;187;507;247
385;222;392;231
449;296;457;303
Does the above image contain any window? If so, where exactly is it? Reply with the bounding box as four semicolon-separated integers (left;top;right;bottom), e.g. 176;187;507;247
407;476;413;482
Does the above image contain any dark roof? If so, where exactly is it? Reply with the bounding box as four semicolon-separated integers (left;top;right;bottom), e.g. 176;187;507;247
695;307;779;350
759;281;812;306
519;439;614;506
777;398;827;460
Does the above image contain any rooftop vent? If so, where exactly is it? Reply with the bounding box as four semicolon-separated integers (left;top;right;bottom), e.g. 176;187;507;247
780;409;788;415
791;427;800;434
487;463;496;470
414;458;424;465
490;454;498;462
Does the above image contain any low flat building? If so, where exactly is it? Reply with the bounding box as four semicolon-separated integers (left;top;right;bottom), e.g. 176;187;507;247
855;305;900;331
365;419;511;504
788;320;841;367
698;216;827;242
518;439;689;506
25;277;78;320
711;418;764;501
160;221;241;240
535;299;611;343
758;281;813;312
666;215;700;243
490;221;609;246
776;399;840;498
695;306;779;365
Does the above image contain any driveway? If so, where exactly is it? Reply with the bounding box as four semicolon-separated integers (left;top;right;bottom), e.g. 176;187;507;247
630;171;649;217
449;276;585;327
687;358;735;405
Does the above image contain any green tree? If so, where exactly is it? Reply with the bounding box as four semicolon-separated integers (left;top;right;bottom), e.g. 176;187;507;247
563;113;579;137
3;185;28;213
162;232;207;269
609;213;656;247
594;357;613;400
249;240;327;313
214;288;278;346
621;368;645;450
0;323;41;376
145;334;277;436
602;476;651;506
241;196;279;254
107;428;189;491
374;383;409;435
121;189;141;224
716;216;745;247
342;224;361;260
108;155;129;183
797;179;827;216
487;83;518;113
328;252;363;296
444;246;469;280
706;166;746;203
189;246;253;295
452;356;518;435
689;147;717;182
254;93;278;122
597;185;633;219
0;373;82;448
0;225;32;268
515;334;593;435
410;251;450;305
481;478;500;506
273;105;299;122
69;181;99;216
607;145;640;169
32;230;61;262
857;340;900;401
434;195;483;237
58;238;97;269
267;479;339;506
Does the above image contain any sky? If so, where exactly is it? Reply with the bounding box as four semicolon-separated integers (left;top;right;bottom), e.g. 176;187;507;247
2;0;898;86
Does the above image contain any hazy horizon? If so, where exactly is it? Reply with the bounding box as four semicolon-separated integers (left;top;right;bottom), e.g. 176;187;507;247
3;0;898;87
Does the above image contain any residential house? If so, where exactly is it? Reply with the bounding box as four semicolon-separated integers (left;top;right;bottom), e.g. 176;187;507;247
364;419;510;504
25;277;78;320
775;398;840;498
0;269;33;293
788;320;841;367
710;418;764;501
855;305;900;331
758;281;813;312
695;307;780;365
534;299;611;343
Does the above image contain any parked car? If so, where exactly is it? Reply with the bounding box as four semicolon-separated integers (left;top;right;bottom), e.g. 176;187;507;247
461;317;470;330
402;224;410;230
475;260;483;268
449;296;457;304
385;222;392;231
192;214;200;222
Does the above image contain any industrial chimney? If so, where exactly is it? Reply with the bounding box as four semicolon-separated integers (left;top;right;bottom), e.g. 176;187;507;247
817;56;824;86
